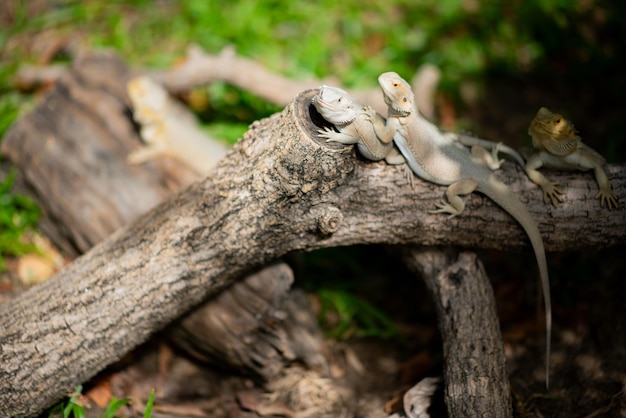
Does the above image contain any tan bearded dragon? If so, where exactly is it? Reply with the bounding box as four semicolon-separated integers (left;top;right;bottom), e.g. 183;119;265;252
526;107;618;209
312;85;525;170
127;76;229;174
377;71;552;388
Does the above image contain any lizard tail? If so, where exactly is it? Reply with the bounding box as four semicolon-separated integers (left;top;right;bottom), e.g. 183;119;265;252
480;177;552;389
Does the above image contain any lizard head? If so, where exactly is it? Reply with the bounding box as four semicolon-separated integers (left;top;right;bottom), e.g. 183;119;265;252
378;72;413;117
312;85;359;125
529;107;578;138
127;76;168;124
528;107;581;154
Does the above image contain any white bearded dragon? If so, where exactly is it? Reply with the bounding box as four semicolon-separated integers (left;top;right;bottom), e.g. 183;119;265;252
526;107;618;209
377;71;552;388
312;85;405;165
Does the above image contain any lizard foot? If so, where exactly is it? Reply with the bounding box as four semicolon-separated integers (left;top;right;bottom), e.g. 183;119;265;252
429;201;461;218
318;127;357;145
362;105;378;122
540;182;564;207
596;189;618;210
402;165;415;188
318;127;336;141
471;144;504;170
128;146;161;165
489;142;506;170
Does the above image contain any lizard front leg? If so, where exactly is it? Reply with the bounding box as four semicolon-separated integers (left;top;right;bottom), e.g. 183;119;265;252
429;178;479;217
363;106;396;143
318;127;359;145
593;166;618;209
524;152;563;206
128;135;169;165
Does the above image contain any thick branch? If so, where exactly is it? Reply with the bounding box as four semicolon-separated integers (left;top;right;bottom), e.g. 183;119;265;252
401;247;512;417
1;77;625;416
2;53;326;386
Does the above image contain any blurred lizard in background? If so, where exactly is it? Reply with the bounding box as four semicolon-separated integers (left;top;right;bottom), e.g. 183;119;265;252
127;76;229;174
526;107;618;209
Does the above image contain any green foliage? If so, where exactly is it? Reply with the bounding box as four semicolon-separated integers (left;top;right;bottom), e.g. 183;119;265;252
101;396;132;418
317;289;401;340
203;121;250;146
0;169;41;270
0;91;21;139
202;82;282;128
2;0;623;122
46;385;151;418
296;246;405;341
46;385;86;418
143;389;155;418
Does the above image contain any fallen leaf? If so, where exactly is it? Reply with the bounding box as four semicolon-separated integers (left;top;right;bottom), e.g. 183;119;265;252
17;254;56;285
85;379;113;408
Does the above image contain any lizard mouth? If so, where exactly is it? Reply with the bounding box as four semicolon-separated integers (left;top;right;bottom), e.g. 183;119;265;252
392;105;411;117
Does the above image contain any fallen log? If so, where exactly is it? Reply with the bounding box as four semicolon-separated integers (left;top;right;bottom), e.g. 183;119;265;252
1;51;326;385
1;52;624;417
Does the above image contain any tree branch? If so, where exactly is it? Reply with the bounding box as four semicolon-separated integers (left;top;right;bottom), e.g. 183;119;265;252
1;53;624;417
401;247;513;417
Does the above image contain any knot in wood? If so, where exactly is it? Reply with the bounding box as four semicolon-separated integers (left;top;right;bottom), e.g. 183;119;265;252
317;206;343;235
447;268;466;286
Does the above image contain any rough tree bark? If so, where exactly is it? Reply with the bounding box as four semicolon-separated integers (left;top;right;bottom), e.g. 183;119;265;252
401;247;513;417
2;52;326;383
1;53;625;417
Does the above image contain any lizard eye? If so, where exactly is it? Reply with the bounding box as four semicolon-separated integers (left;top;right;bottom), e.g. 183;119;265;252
393;82;399;87
554;118;561;125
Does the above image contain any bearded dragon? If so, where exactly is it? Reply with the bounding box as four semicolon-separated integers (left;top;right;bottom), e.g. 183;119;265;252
526;107;618;209
377;71;552;388
312;85;406;165
313;85;524;170
127;76;229;174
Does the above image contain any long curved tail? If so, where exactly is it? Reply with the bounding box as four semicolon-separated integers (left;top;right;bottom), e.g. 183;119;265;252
480;176;551;388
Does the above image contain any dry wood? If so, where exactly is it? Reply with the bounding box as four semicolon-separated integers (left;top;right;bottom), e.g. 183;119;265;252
1;52;326;385
151;45;442;117
15;44;440;116
1;52;625;417
401;247;513;418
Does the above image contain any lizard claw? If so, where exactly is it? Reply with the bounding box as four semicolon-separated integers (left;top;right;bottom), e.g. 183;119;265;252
402;165;415;188
318;127;337;142
540;182;564;207
596;189;618;210
128;146;159;165
490;142;505;169
363;106;378;122
429;201;460;217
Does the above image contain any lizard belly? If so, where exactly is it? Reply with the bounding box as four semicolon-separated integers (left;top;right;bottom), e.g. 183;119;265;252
356;140;393;161
393;133;439;181
394;132;470;185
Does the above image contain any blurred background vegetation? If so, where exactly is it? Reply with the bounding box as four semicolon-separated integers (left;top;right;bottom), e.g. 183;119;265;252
1;0;624;336
2;0;625;149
